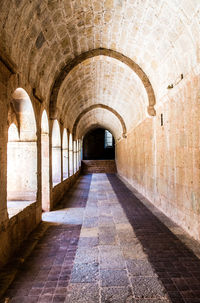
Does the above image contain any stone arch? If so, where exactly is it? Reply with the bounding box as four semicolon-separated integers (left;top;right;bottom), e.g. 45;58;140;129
49;48;156;119
7;88;37;205
62;128;69;180
80;123;115;141
72;104;127;140
69;133;73;176
52;120;61;186
41;110;50;211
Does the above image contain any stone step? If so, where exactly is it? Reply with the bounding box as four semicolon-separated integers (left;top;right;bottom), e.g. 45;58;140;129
81;160;117;174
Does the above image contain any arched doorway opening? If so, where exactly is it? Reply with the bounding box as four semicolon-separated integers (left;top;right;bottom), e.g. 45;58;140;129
69;134;73;176
7;88;37;217
73;140;77;173
83;128;115;160
62;129;69;180
52;120;61;186
41;110;50;211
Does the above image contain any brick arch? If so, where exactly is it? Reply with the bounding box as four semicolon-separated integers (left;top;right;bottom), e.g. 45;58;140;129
49;48;156;119
72;104;127;140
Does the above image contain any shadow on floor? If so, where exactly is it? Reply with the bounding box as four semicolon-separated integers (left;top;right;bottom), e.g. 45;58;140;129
107;174;200;303
0;174;93;303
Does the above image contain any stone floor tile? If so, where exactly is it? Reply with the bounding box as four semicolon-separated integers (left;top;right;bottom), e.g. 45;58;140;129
127;260;157;277
135;300;170;303
100;269;129;287
10;297;39;303
131;276;168;299
101;286;134;303
38;294;53;303
82;217;98;228
122;244;147;260
70;263;99;283
99;245;125;269
77;236;98;247
2;173;200;303
80;227;99;238
74;247;99;264
65;283;99;303
52;295;66;303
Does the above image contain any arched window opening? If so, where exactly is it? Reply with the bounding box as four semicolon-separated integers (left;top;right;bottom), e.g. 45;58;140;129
7;88;37;218
41;110;50;211
62;129;69;180
73;141;77;173
69;133;73;176
105;130;114;148
52;120;61;186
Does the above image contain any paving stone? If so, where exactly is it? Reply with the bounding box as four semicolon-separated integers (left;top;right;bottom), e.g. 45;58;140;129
98;215;115;227
131;276;168;299
99;245;125;269
74;247;99;264
70;263;99;283
122;244;147;260
77;237;98;247
101;286;134;303
80;227;98;238
100;269;129;286
2;174;200;303
65;283;99;303
99;226;117;245
135;300;170;303
127;260;156;276
82;217;98;228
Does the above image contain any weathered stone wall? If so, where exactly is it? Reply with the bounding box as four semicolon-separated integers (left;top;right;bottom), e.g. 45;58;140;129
116;72;200;241
82;160;117;174
0;202;41;268
0;61;9;224
52;170;80;208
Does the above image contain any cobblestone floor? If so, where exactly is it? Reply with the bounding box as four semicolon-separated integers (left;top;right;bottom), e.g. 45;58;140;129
1;174;200;303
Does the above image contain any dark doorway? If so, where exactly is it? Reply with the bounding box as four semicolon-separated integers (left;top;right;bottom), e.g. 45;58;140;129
83;128;115;160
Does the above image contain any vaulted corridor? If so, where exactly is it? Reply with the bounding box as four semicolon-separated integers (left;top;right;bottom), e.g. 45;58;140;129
1;173;200;303
1;1;200;301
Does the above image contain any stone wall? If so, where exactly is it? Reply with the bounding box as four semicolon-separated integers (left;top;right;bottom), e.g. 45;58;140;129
52;170;80;208
0;202;41;268
82;160;117;174
116;72;200;241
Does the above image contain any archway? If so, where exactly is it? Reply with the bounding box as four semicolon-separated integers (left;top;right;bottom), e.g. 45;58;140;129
50;48;156;119
72;104;127;140
62;129;69;179
73;140;77;173
83;128;115;160
7;88;37;217
52;120;61;186
41;110;50;211
69;134;73;176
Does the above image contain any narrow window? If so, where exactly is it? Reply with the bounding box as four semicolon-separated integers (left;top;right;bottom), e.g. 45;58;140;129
161;113;163;126
105;130;113;148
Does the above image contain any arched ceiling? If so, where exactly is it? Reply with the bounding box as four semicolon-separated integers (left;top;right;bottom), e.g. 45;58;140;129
57;55;148;134
1;0;199;138
50;48;156;119
76;108;123;140
72;103;127;140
